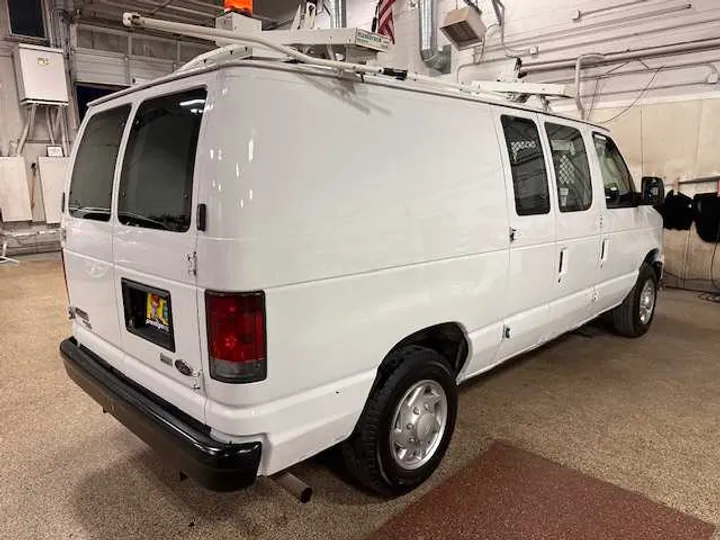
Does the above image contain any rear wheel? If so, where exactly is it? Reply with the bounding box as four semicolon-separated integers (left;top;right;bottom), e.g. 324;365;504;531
341;346;458;496
610;262;658;337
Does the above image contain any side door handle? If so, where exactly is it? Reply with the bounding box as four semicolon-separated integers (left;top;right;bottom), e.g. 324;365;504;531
600;238;609;265
558;248;568;282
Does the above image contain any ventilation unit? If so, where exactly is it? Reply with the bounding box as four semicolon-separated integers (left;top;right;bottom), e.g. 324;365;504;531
441;6;486;50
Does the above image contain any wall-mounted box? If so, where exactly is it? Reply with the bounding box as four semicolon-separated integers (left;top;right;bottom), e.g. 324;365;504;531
13;44;69;104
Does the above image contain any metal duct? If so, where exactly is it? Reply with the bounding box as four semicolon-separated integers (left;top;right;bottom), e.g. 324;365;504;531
419;0;450;73
327;0;346;29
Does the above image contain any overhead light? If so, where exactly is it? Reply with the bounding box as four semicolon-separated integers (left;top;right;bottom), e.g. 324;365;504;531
180;98;206;107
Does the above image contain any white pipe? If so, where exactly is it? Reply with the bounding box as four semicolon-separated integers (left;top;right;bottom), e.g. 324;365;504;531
59;108;70;158
52;106;62;137
46;106;56;145
490;0;535;58
179;43;248;71
575;53;606;119
522;37;720;75
16;104;38;157
574;0;649;22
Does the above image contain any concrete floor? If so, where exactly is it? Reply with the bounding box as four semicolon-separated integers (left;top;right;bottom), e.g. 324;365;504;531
2;254;720;540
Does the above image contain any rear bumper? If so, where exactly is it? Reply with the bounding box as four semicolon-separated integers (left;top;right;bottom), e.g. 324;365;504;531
60;337;261;492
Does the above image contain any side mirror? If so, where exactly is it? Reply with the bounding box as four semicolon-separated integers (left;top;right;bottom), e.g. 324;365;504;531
641;176;665;206
605;183;620;204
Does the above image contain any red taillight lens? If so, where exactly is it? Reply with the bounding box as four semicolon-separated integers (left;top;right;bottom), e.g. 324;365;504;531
205;291;266;383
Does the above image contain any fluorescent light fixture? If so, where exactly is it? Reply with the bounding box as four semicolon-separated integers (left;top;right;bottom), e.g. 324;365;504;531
179;98;206;107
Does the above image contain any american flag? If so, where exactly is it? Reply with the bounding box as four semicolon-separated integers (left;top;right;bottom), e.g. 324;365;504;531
373;0;397;44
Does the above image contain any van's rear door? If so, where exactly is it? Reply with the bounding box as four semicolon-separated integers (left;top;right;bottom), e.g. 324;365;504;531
112;86;208;396
64;104;131;352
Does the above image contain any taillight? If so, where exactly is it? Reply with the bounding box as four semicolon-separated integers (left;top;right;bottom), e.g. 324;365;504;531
205;291;266;383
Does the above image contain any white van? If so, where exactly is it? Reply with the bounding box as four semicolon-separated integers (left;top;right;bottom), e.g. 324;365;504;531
60;57;664;496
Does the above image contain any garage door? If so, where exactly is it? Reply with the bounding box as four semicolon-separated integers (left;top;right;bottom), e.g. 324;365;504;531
72;24;210;86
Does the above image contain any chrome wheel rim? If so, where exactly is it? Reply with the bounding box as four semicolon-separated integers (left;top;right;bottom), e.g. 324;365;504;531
639;279;656;325
389;380;447;471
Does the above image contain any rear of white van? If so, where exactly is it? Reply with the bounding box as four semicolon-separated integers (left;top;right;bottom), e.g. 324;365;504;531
60;72;264;491
60;62;510;491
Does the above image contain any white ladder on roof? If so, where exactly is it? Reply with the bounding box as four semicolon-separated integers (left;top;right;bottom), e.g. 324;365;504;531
122;13;574;101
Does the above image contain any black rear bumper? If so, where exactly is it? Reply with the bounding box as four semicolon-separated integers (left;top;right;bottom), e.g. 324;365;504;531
60;337;261;492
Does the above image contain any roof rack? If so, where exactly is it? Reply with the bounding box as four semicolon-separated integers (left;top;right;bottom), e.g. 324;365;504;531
122;13;574;101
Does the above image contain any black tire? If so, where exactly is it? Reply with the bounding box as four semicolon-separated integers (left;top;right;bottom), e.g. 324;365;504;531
610;262;658;337
341;345;458;496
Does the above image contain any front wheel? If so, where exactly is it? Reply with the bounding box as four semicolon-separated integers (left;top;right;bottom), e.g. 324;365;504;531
341;346;458;496
610;262;658;337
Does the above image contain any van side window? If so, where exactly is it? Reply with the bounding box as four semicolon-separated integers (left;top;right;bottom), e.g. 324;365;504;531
545;123;592;212
500;116;550;216
118;88;206;232
68;106;130;221
593;133;636;208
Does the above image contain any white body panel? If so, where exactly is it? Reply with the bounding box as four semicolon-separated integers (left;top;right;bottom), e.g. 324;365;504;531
62;61;663;477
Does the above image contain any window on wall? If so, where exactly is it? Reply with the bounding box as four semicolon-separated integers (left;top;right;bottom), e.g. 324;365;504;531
118;88;206;233
68;106;131;221
593;133;636;208
545;123;592;212
7;0;45;39
500;116;550;216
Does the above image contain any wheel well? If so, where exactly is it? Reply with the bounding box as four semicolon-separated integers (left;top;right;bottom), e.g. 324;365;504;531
382;323;469;377
643;249;663;281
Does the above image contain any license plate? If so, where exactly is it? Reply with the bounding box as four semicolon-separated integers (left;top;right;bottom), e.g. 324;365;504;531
145;292;170;333
121;279;175;352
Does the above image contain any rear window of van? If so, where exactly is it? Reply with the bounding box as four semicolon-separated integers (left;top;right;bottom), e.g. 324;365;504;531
68;105;130;221
118;88;206;232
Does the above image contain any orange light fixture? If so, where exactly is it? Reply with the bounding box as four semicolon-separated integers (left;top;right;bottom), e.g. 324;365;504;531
224;0;253;14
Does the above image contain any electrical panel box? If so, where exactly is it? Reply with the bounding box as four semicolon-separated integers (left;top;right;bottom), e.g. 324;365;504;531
13;44;69;104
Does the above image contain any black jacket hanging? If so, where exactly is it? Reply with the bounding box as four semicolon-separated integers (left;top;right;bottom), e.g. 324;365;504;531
694;193;720;243
661;190;694;231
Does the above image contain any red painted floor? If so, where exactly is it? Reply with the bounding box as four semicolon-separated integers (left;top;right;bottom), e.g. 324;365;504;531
369;442;714;540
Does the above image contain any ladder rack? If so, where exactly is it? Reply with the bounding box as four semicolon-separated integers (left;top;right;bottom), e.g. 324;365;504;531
122;13;574;101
